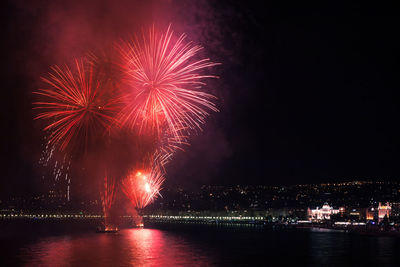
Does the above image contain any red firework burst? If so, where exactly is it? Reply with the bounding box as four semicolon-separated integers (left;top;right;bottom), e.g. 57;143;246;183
117;25;219;141
34;59;120;151
122;163;164;210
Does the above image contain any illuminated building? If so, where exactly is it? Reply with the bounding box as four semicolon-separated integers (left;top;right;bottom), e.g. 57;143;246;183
365;202;391;222
365;207;375;221
307;203;340;221
378;202;391;222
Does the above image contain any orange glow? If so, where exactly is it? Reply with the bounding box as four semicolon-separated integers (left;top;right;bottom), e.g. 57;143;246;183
104;227;119;231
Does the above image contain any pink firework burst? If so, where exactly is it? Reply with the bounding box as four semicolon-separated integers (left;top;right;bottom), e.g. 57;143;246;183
117;25;219;141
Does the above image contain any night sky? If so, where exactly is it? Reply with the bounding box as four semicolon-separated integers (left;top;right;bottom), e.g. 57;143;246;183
1;1;399;197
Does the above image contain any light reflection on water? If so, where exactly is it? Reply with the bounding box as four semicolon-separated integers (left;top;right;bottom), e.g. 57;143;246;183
2;223;400;266
19;229;215;267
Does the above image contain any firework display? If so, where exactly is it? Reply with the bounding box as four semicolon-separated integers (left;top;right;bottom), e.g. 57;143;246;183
34;59;120;151
122;163;165;209
117;26;219;141
34;25;218;225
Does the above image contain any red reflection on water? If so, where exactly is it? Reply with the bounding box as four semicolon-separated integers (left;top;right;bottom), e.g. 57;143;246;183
21;236;73;265
126;228;164;266
20;229;214;266
126;228;212;266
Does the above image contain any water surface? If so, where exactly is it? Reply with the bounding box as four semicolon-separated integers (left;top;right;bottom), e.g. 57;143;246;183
1;221;400;266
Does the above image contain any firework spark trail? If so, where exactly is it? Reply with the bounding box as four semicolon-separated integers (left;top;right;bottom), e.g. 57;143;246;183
117;25;219;142
34;59;120;151
156;130;189;167
101;174;116;227
122;162;165;209
38;131;71;200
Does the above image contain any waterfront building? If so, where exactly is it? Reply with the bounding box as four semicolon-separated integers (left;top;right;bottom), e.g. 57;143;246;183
365;202;391;222
378;202;391;221
365;207;376;221
307;203;340;221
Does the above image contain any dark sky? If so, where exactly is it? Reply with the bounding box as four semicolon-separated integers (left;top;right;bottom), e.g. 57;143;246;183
1;0;399;196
